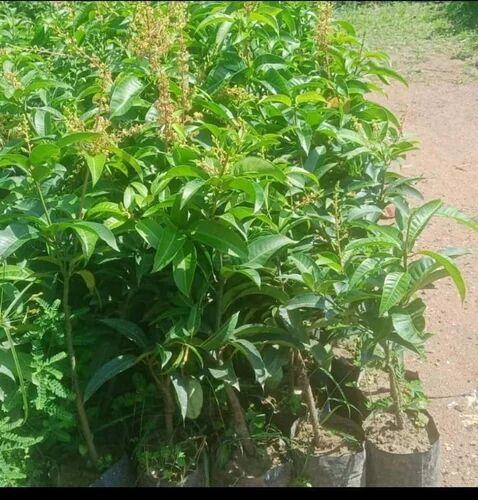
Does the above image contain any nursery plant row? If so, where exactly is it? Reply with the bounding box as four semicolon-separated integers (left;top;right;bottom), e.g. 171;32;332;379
0;1;475;487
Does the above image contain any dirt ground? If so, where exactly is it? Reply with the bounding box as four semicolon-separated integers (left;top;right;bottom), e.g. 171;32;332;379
372;53;478;487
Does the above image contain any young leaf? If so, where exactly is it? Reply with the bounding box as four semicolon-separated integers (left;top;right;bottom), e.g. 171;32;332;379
379;272;411;317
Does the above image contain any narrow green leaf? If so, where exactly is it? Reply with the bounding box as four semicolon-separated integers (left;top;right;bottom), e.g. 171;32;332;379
232;338;269;386
233;156;285;181
173;242;197;296
180;179;206;209
57;132;100;148
73;227;98;263
201;312;239;351
185;377;203;420
171;373;188;421
0;224;38;259
406;199;442;251
110;74;144;118
209;360;239;390
392;313;424;346
136;219;162;249
100;318;148;350
247;234;294;267
0;265;35;282
84;354;137;402
84;152;106;186
418;250;466;301
435;205;478;233
154;226;186;272
379;272;411;317
193;220;247;259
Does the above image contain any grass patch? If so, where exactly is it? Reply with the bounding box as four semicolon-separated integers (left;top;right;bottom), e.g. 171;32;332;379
336;1;478;74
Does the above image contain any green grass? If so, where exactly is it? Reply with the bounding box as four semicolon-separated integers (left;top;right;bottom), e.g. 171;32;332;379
336;1;478;76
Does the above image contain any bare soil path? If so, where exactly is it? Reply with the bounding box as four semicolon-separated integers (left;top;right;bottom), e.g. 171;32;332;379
373;54;478;486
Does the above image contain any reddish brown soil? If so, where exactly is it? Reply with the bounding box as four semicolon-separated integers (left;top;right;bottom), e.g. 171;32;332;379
372;53;478;486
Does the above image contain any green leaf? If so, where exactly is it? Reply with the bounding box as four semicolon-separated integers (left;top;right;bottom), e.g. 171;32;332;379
295;91;327;105
247;234;294;267
286;294;326;310
392;313;424;346
185;377;203;420
435;205;478;233
84;153;106;186
57;132;101;148
196;13;234;32
136;219;162;249
0;224;38;259
74;270;95;293
193;220;247;259
209;360;239;390
30;144;60;166
99;318;148;350
406;200;442;251
349;258;379;288
379;272;411;317
232;338;269;386
110;74;144;118
153;226;186;272
180;179;206;209
201;312;239;351
173;242;197;296
84;354;137;402
418;250;466;301
0;265;35;282
171;374;188;420
233;156;285;181
73;227;98;263
225;267;261;288
68;222;118;251
368;64;408;86
261;94;292;107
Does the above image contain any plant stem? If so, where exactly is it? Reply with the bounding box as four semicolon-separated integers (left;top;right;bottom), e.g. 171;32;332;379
150;366;174;440
289;349;295;396
296;351;321;449
225;385;255;457
62;266;99;466
386;345;405;430
215;260;255;457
